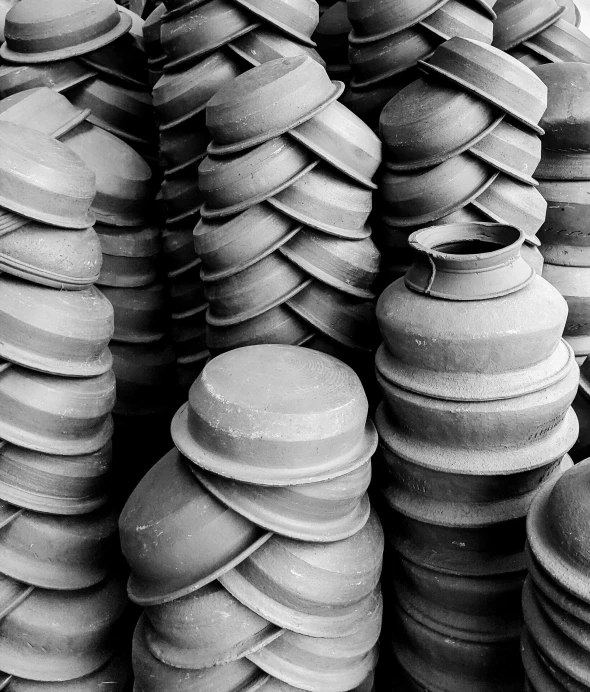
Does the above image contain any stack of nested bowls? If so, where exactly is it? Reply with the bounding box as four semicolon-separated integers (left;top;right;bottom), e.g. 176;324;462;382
495;0;590;68
197;55;382;388
0;121;130;689
376;36;548;290
120;345;383;692
374;222;579;691
522;458;590;692
342;0;496;130
313;1;351;84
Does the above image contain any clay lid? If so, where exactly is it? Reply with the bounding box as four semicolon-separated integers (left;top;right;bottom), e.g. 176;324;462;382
120;448;271;606
0;276;113;377
0;122;95;229
0;223;102;290
80;33;148;89
524;17;590;64
229;26;325;67
0;365;115;456
218;509;383;637
0;575;126;681
0;60;97;98
0;87;89;138
0;0;132;64
171;344;376;485
232;0;319;46
61;122;153;227
99;284;167;343
347;0;449;43
206;56;341;154
493;0;564;51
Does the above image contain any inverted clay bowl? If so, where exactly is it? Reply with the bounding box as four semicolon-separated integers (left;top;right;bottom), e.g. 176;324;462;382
0;0;132;64
0;60;96;98
171;309;207;358
420;36;548;133
0;505;117;589
120;447;271;606
267;163;372;238
509;44;549;67
96;225;161;288
206;55;340;154
0;365;115;455
0;86;89;138
0;122;95;229
0;441;111;515
99;284;167;343
312;1;350;64
232;0;318;46
167;264;206;316
162;163;204;223
199;137;317;218
61;122;153;226
493;0;565;51
163;226;200;277
171;344;377;485
159;112;210;174
0;276;113;377
0;223;101;290
143;580;283;669
5;656;129;691
524;17;590;65
219;509;383;637
229;26;325;66
537;180;590;263
419;0;494;43
80;33;148;89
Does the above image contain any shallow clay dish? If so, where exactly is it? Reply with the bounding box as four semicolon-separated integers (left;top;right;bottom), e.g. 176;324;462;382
0;0;132;64
232;0;318;46
120;448;271;606
100;284;167;343
206;56;341;154
524;17;590;63
171;344;377;485
419;37;548;134
493;0;565;51
420;0;494;43
0;60;96;98
229;26;325;66
80;33;148;89
159;113;210;174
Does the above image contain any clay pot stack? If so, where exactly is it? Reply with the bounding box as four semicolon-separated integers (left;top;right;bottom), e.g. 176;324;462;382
374;222;579;691
0;120;130;689
120;344;383;692
341;0;496;131
522;457;590;691
313;1;351;85
375;36;548;290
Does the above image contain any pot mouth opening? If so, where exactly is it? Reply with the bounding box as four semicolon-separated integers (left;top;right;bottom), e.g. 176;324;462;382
432;239;505;255
410;223;524;260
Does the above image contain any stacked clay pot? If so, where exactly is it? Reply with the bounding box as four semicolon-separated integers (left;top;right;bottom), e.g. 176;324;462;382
374;222;579;691
0;121;129;689
342;0;495;130
522;457;590;691
376;36;548;290
313;1;351;85
120;344;384;692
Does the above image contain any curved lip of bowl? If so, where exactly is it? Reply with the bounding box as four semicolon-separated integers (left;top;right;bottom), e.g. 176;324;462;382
0;193;95;230
161;0;211;20
171;402;378;486
0;253;100;290
0;10;133;64
94;207;149;228
495;5;565;52
49;106;92;138
534;150;590;181
86;111;151;147
127;529;273;607
232;0;318;46
164;151;208;177
207;81;344;156
79;55;147;91
0;477;108;515
469;141;540;187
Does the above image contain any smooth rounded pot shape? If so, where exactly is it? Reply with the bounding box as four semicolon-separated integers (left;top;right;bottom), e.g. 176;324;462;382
493;0;565;51
0;0;132;64
171;345;377;485
232;0;318;45
524;17;590;66
100;284;167;343
347;0;449;43
0;60;96;98
120;448;271;606
229;26;325;66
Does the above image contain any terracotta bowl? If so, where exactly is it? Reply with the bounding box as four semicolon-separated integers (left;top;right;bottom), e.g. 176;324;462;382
347;0;449;43
0;223;101;290
313;1;350;64
0;60;96;98
380;154;497;226
0;0;132;64
219;510;383;637
61;122;153;227
154;51;244;129
280;229;380;299
420;37;548;134
289;100;381;188
80;33;148;89
229;26;325;66
493;0;565;51
0;441;111;515
100;283;167;343
168;264;206;316
96;223;161;287
232;0;318;46
524;17;590;64
160;0;260;72
206;56;341;154
162;226;200;277
195;204;302;281
509;44;549;67
6;656;129;691
268;163;372;238
143;580;283;669
159;112;209;174
0;505;118;589
199;137;317;218
420;0;494;43
120;447;271;606
0;122;95;229
380;75;503;171
171;344;377;485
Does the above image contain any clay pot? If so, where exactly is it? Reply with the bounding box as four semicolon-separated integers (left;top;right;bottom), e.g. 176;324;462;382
0;0;132;64
61;122;153;227
80;33;148;89
162;226;200;277
493;0;565;51
199;137;317;218
159;119;209;176
524;17;590;64
313;1;350;64
176;351;211;394
232;0;318;46
0;122;95;229
161;164;204;223
420;36;548;133
537;181;590;264
167;263;206;316
521;627;576;692
0;505;117;589
558;0;580;24
0;366;115;455
120;448;271;605
5;656;129;691
289;99;381;188
268;163;372;238
258;675;375;692
160;0;260;71
171;344;377;485
347;0;449;43
219;509;383;637
509;44;549;67
0;60;96;98
229;26;325;66
99;284;167;343
206;56;340;154
171;310;207;358
143;2;167;54
380;154;497;226
419;0;494;43
0;223;101;290
0;442;111;515
95;223;161;287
